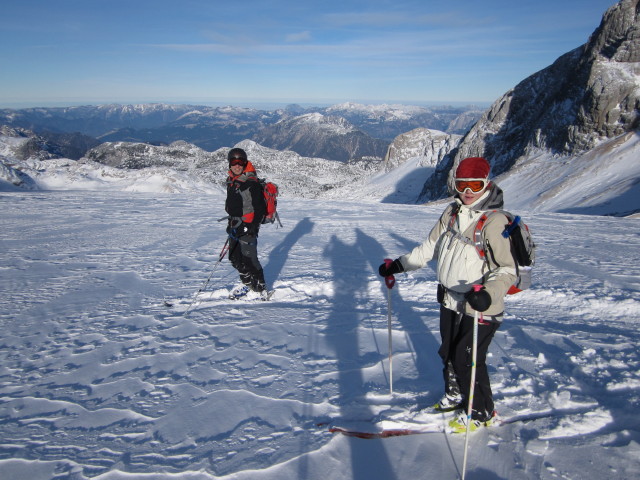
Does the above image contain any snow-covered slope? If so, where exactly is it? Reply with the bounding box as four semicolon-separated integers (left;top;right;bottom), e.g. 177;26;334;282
500;131;640;216
0;191;638;480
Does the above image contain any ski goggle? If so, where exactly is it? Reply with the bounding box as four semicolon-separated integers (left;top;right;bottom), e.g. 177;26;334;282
229;158;247;167
454;178;488;194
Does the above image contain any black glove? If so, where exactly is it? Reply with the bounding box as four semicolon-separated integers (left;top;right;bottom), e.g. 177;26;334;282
465;287;492;312
378;259;403;277
238;223;257;237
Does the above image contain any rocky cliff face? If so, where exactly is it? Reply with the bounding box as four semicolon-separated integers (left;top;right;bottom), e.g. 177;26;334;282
383;128;461;170
85;140;222;170
418;0;640;201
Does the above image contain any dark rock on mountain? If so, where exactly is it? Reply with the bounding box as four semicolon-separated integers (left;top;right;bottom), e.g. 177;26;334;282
37;131;101;160
0;126;97;160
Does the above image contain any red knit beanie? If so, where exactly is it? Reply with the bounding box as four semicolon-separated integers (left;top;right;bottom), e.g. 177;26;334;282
455;157;490;179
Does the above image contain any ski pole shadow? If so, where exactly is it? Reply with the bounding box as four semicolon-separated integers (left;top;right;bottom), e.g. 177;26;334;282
264;217;314;285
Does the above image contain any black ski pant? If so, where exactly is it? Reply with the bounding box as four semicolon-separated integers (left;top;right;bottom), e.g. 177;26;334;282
229;235;265;291
438;306;500;420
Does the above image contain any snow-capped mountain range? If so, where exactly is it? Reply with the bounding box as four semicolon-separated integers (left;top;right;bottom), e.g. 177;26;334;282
0;102;482;162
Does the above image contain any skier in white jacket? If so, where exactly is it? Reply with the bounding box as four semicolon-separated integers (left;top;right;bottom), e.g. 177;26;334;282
379;157;517;432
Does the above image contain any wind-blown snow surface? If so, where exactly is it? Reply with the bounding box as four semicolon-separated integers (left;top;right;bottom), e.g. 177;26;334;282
1;190;639;480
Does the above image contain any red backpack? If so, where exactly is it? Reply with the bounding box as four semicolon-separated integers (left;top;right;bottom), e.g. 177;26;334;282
260;180;282;227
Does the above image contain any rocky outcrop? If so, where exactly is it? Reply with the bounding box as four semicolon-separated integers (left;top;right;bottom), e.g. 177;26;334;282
383;128;460;170
85;141;221;170
418;0;640;201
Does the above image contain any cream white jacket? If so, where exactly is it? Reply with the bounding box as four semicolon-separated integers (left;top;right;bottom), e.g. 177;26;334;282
399;186;517;319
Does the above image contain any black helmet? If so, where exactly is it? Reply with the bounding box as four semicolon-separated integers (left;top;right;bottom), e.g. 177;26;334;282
228;148;248;164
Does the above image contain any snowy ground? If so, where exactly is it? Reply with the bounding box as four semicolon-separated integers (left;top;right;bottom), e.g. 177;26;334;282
1;191;639;480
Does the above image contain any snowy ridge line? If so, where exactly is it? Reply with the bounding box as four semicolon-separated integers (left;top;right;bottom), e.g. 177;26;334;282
0;395;156;427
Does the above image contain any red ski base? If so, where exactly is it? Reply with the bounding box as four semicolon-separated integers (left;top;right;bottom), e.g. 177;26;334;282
329;426;428;439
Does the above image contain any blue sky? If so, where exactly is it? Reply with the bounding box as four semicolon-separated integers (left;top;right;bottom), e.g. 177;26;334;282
0;0;619;108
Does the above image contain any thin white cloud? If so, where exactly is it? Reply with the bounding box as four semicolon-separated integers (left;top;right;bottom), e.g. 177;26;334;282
145;43;249;55
145;22;516;62
285;31;312;43
323;11;495;28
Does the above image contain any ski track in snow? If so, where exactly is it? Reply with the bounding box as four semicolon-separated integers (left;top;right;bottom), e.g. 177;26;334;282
0;191;639;480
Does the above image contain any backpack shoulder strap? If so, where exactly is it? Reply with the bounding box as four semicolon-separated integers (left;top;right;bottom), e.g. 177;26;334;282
473;213;490;260
474;209;511;257
446;205;489;261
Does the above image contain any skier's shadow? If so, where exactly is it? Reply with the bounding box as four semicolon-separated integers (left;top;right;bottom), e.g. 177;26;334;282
264;217;314;285
323;233;396;480
322;229;442;480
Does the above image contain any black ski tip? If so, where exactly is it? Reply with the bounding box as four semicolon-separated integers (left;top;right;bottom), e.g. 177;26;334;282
163;300;174;307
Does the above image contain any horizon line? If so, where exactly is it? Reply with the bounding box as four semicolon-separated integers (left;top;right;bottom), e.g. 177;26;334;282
0;98;493;110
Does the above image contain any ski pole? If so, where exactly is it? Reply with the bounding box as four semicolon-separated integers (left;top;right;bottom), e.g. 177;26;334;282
184;238;230;316
383;258;396;395
462;284;482;480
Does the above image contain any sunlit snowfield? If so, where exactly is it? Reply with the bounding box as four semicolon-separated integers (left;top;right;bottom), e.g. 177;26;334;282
1;191;639;480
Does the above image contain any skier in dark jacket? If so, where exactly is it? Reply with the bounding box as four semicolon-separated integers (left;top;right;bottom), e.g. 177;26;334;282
225;147;268;299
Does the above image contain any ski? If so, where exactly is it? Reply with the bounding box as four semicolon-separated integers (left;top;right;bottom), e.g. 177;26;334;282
329;427;443;440
162;288;276;310
323;410;448;439
229;289;276;301
323;404;544;438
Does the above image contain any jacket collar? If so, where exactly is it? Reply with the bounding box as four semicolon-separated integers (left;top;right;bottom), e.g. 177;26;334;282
228;170;257;183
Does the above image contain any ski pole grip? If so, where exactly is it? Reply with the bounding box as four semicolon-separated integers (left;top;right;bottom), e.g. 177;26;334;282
472;284;488;324
383;258;396;289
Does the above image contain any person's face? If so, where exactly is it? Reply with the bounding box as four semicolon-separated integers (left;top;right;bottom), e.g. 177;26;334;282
454;178;488;205
230;163;244;175
460;188;485;205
